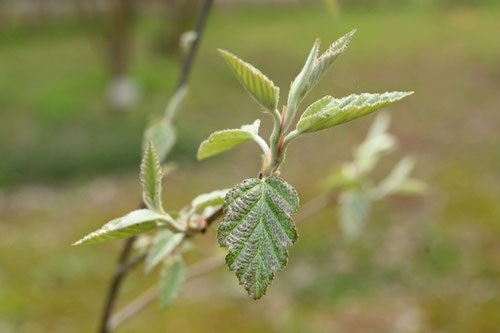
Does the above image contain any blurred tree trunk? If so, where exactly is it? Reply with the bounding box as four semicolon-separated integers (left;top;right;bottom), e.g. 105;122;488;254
156;0;199;57
109;0;135;78
106;0;140;112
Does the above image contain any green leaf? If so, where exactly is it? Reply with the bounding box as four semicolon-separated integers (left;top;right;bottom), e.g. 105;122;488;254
394;178;427;195
140;142;164;213
143;119;176;164
288;30;355;110
218;177;299;300
339;191;371;240
197;120;267;160
159;256;184;309
355;133;395;175
307;30;356;96
191;189;230;212
218;49;279;111
372;157;417;200
73;209;169;245
164;85;188;121
145;230;184;274
366;112;391;140
296;91;414;134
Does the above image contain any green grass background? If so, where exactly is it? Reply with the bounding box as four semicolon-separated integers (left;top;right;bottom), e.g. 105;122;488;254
1;1;499;332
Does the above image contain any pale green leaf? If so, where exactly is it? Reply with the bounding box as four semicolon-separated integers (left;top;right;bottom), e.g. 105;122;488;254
288;30;355;111
307;30;356;96
218;49;279;111
296;91;413;134
142;119;176;164
140;142;164;212
355;133;396;175
339;191;371;240
366;112;391;140
73;209;169;245
145;230;184;274
218;177;299;300
323;164;362;191
164;85;188;121
372;157;416;200
159;256;184;309
394;178;427;195
197;120;266;160
191;189;230;212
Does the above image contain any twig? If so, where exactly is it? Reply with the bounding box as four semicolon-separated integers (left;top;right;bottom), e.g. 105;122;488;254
176;0;214;91
98;236;136;333
108;192;334;328
108;256;224;330
98;1;215;332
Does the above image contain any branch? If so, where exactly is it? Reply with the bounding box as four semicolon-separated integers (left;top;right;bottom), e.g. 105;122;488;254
176;0;214;91
98;1;215;332
108;191;334;328
108;256;224;330
98;236;136;333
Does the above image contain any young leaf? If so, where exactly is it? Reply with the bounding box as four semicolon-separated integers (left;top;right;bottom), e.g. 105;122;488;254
307;30;356;97
366;112;391;140
197;120;268;160
355;133;396;175
394;178;427;195
371;157;417;200
218;49;279;112
296;91;413;134
159;256;184;309
143;119;176;164
140;142;164;213
145;230;184;274
339;190;371;240
218;177;299;300
191;189;230;212
73;209;171;246
287;30;355;118
164;85;188;121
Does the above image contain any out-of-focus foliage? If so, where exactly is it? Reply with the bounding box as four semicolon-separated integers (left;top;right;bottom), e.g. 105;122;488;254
1;1;500;332
324;113;426;239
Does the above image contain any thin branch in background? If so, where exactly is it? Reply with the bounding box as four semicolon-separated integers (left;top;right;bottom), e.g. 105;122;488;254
176;0;214;91
108;191;333;328
98;236;136;333
98;1;215;332
108;255;225;330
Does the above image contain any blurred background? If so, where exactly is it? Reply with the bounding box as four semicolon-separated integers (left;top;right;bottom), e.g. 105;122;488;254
1;0;499;332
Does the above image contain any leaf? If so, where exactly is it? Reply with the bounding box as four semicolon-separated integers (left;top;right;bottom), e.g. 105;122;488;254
395;178;427;195
191;189;230;212
355;133;396;175
307;30;356;96
159;256;184;309
366;112;391;140
372;157;417;200
197;119;264;160
164;85;188;121
296;91;414;134
140;142;164;212
218;177;299;300
143;119;177;164
339;191;371;240
218;49;279;111
73;209;170;246
288;30;355;109
145;230;184;274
